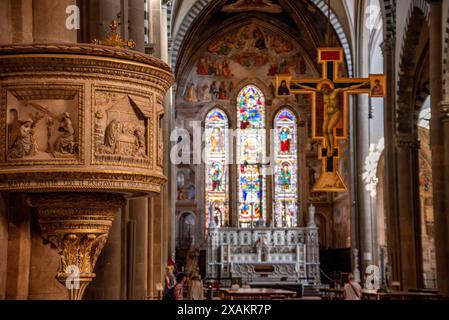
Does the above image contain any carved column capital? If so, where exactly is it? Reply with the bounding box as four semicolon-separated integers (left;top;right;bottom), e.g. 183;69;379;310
380;37;395;54
27;192;125;300
439;101;449;121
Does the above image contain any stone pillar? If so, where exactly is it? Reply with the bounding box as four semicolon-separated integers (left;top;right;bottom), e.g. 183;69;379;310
7;0;33;44
0;195;7;299
128;0;145;52
0;0;34;44
395;135;419;289
429;0;449;298
27;193;124;300
149;195;165;299
128;198;148;299
5;194;31;300
149;0;164;60
85;0;121;43
162;0;173;260
441;107;449;296
33;0;77;43
0;0;12;44
147;197;155;298
380;37;402;288
84;208;124;300
355;94;376;274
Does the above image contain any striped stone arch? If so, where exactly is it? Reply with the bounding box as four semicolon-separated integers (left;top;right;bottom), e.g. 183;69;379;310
309;0;353;76
170;0;354;76
382;0;396;39
170;0;214;70
443;5;449;98
397;1;429;134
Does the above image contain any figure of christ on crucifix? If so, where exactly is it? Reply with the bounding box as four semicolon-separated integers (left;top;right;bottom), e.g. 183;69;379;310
292;80;369;156
276;48;386;192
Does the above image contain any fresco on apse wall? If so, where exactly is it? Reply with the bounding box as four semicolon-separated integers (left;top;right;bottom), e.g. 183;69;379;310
181;24;311;103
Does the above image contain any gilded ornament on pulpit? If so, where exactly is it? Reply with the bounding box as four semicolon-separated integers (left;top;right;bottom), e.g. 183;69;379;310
92;20;136;49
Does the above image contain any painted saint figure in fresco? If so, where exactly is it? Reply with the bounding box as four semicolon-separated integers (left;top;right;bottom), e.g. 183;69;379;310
219;81;228;100
278;80;290;96
197;57;209;75
210;81;219;100
279;126;291;153
222;59;233;77
185;82;198;102
267;57;278;76
203;83;212;101
253;27;266;50
371;79;384;96
278;59;290;74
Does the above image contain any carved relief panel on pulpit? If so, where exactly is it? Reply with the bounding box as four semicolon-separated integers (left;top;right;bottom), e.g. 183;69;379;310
2;85;83;164
93;87;153;168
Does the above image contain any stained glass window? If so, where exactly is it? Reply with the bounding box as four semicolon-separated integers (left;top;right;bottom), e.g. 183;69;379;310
205;109;229;228
274;109;297;227
236;85;266;228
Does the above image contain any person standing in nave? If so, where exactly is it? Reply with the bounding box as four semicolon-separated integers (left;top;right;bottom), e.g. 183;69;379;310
188;272;204;300
174;273;187;300
343;273;363;300
163;265;176;300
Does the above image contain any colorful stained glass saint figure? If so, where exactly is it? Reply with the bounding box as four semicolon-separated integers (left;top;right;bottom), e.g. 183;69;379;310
205;109;229;228
210;127;223;152
210;162;223;191
237;85;266;227
280;127;291;153
274;109;297;227
238;85;265;129
280;162;292;190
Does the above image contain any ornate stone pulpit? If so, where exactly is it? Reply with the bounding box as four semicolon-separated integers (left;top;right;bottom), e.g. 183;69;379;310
0;42;174;299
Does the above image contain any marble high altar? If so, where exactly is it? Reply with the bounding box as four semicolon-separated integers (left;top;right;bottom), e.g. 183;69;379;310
207;206;320;285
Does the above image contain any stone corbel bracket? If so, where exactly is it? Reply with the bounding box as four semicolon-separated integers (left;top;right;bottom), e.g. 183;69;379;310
27;192;125;300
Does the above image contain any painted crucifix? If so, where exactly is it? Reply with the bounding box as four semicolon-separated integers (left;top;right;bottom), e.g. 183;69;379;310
276;48;386;192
